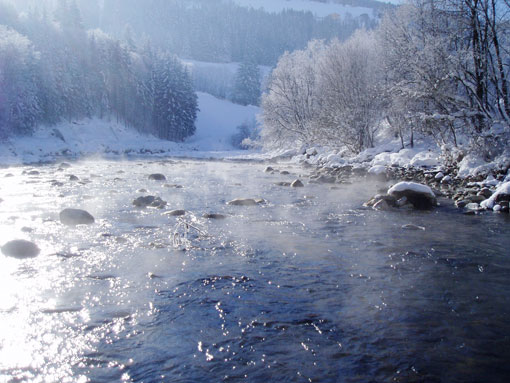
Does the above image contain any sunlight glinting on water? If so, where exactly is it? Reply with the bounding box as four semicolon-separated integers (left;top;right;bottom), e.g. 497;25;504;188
0;159;509;382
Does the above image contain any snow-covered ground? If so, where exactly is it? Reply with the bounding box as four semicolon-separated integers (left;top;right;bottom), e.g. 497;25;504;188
231;0;373;18
190;92;260;151
0;92;261;165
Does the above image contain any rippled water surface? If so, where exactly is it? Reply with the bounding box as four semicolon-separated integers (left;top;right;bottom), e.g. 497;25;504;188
1;158;509;383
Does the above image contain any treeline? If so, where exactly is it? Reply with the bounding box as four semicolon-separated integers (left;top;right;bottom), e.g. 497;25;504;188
261;0;510;159
0;0;197;140
99;0;377;66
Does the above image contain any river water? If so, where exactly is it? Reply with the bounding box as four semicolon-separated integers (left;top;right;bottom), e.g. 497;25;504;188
0;158;509;383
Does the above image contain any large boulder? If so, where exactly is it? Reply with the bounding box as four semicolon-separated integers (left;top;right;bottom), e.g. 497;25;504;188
2;240;40;258
60;208;95;225
387;182;437;210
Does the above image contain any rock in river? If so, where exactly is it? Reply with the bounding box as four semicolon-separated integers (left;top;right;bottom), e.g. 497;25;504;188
148;174;166;181
227;198;264;206
165;209;186;217
203;213;227;219
133;195;167;209
388;182;437;210
60;208;95;225
2;240;40;259
291;179;304;187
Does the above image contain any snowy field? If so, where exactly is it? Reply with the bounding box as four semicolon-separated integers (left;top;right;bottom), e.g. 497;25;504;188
232;0;373;17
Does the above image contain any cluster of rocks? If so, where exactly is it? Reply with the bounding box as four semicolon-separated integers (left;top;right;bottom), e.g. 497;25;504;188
300;159;509;215
265;164;355;188
387;166;510;213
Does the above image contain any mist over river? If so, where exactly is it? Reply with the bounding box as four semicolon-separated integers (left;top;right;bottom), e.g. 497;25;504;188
1;158;509;383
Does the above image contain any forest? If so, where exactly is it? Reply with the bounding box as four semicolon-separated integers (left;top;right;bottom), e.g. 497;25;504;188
0;0;198;141
0;0;379;141
261;0;510;162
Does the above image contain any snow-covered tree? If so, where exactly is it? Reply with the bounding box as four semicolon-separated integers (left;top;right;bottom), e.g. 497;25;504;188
0;26;40;136
318;30;385;153
261;40;326;148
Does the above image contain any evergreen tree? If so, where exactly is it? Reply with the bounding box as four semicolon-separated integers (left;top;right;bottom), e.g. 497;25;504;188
232;60;261;106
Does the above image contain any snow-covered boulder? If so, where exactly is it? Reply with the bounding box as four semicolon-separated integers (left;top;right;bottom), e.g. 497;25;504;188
368;165;387;176
480;182;510;210
388;182;437;210
372;152;392;166
409;151;440;168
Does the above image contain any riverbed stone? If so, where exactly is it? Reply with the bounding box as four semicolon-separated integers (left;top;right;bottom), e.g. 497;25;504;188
478;188;493;198
467;195;485;203
465;202;480;210
1;239;40;259
133;195;167;209
165;209;186;216
364;194;397;208
203;213;227;219
264;166;274;173
316;175;336;184
275;181;291;187
227;198;260;206
69;175;79;181
402;224;425;231
148;173;166;181
291;179;304;187
60;208;95;225
373;199;392;211
495;193;510;203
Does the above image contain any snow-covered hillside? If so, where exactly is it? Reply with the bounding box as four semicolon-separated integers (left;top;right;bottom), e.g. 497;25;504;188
190;92;260;151
0;93;260;164
231;0;373;17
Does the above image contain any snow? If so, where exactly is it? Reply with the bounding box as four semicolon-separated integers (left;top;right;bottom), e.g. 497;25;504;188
0;93;261;164
409;151;440;168
388;182;436;198
480;182;510;210
190;92;260;151
368;165;386;175
231;0;373;18
457;154;495;178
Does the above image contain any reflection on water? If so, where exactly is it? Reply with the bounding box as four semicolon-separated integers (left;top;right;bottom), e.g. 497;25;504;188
0;159;509;382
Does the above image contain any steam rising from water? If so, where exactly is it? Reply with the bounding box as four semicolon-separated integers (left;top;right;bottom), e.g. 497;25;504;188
1;159;509;382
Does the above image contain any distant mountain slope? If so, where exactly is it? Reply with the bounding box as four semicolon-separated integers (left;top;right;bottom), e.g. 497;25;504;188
231;0;373;17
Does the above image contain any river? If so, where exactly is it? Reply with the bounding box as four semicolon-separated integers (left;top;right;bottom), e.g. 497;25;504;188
1;158;509;383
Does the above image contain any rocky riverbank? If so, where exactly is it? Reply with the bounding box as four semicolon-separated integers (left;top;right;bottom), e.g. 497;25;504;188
290;155;510;214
